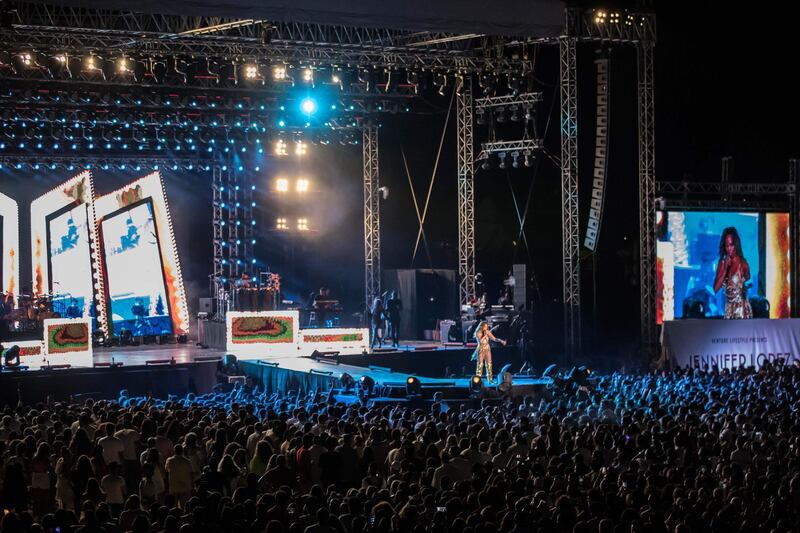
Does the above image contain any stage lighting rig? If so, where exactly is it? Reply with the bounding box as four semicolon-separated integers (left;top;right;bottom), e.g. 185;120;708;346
294;140;307;157
406;376;422;397
276;217;288;230
406;70;420;94
274;139;288;156
498;152;508;169
272;64;288;81
295;178;310;193
511;151;520;168
301;67;314;85
275;178;289;192
297;218;309;231
480;157;491;170
433;72;448;95
358;67;372;92
523;150;534;167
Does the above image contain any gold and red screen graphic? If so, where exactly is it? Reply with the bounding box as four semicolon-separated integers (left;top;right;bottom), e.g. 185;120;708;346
766;213;791;318
47;322;90;354
231;315;295;344
19;345;42;357
303;333;363;343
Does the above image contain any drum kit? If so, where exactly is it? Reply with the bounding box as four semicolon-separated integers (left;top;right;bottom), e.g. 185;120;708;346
1;292;77;332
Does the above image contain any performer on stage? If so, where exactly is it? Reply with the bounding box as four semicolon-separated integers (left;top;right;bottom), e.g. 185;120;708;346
713;227;752;319
471;321;506;383
386;291;403;348
370;296;385;349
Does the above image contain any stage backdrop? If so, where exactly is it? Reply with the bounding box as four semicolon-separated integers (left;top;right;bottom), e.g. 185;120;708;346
0;191;19;298
663;318;800;370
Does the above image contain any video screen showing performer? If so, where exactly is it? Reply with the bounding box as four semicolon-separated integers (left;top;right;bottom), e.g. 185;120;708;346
656;211;791;321
713;227;752;319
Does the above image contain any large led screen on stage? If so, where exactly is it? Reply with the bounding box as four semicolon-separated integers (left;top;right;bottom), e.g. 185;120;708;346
657;211;791;322
46;203;94;317
0;191;20;298
101;199;173;336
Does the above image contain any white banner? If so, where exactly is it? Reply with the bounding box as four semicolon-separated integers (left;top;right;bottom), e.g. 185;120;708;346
663;318;800;370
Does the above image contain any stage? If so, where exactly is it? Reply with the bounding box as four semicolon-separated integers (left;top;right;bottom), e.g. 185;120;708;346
0;341;545;405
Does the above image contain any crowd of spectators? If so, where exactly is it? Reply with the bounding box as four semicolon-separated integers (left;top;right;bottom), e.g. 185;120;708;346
1;360;800;533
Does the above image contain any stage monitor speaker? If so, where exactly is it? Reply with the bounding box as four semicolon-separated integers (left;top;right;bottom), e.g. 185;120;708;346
512;263;527;311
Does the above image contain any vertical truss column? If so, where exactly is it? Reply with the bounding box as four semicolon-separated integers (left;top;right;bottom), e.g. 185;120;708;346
457;77;476;307
363;126;381;310
559;33;581;361
212;165;225;293
791;159;799;318
638;42;657;357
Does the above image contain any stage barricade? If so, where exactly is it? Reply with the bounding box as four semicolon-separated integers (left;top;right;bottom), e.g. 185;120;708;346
663;318;800;371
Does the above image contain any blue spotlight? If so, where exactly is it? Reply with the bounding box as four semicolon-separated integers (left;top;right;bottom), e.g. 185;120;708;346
300;97;317;114
278;119;286;128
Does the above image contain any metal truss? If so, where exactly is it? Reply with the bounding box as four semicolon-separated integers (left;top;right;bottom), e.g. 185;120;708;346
474;92;543;109
1;3;531;76
363;126;381;310
477;139;542;161
0;154;213;169
791;160;799;318
573;9;656;43
559;31;580;362
4;3;485;52
213;166;255;290
457;77;476;307
656;181;795;196
637;43;656;359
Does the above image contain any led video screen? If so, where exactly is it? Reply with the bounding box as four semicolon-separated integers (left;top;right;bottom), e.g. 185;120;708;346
0;191;20;299
657;211;791;322
101;199;173;336
46;203;94;318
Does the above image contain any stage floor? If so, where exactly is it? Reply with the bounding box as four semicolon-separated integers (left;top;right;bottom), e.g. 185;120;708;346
91;340;471;366
2;341;540;404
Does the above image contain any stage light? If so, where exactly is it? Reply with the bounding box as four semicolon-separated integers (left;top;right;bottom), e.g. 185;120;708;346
294;140;307;157
274;139;288;155
296;179;310;193
116;56;131;73
276;217;288;230
272;64;287;80
302;68;314;83
331;72;341;85
510;104;521;121
54;54;67;64
300;98;317;115
297;218;309;231
434;72;448;95
406;376;422;397
20;52;33;66
470;375;483;394
496;106;507;123
523;150;534;167
277;119;286;128
406;70;420;93
340;372;355;392
360;375;376;395
244;64;259;80
476;108;486;125
497;364;513;393
275;178;289;192
511;151;521;169
498;152;508;169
